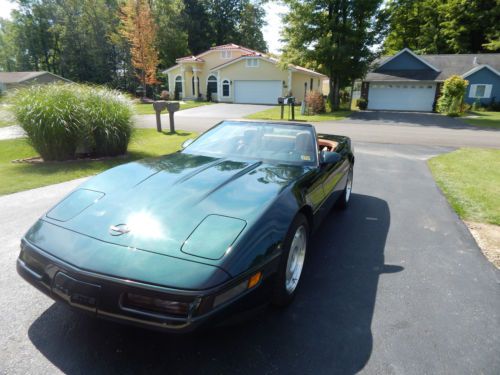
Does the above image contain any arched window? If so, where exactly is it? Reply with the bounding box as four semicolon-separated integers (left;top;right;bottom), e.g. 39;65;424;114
222;80;230;97
207;75;217;94
175;76;183;93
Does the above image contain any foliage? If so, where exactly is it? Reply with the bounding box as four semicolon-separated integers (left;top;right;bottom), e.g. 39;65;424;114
10;84;134;161
429;148;500;225
383;0;500;54
153;0;189;69
437;75;468;116
120;0;160;97
0;129;195;196
357;98;368;110
305;91;325;115
281;0;384;111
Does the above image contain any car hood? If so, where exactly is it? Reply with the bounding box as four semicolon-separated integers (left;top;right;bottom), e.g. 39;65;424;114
34;152;307;267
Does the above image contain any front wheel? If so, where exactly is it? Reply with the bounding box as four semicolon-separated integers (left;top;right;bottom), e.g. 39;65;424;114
337;167;353;209
271;214;309;307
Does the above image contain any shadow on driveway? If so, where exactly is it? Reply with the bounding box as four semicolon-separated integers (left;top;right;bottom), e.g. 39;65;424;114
28;193;401;374
345;110;498;131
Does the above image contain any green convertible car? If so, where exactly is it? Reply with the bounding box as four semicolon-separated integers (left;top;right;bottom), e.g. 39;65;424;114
17;120;354;332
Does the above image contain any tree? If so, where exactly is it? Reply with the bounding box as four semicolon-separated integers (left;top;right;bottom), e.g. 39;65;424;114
207;0;241;45
383;0;500;54
235;0;267;52
120;0;159;97
281;0;384;110
183;0;213;55
153;0;189;68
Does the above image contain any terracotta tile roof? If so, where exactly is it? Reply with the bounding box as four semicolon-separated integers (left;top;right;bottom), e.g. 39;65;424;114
175;55;205;63
210;44;258;54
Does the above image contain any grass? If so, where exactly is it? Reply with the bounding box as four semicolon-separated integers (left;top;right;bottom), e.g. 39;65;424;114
428;148;500;226
0;128;195;196
245;105;351;122
133;100;213;115
462;111;500;129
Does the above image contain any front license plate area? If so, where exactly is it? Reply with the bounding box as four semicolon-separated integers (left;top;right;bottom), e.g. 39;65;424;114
53;272;101;313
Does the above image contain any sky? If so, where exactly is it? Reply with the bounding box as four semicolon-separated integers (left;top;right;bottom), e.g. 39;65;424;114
0;0;286;54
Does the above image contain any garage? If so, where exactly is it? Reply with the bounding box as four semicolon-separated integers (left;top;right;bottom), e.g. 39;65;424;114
234;80;282;104
368;83;436;111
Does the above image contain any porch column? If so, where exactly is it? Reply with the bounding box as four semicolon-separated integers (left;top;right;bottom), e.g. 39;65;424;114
180;67;186;99
217;70;221;101
288;70;292;96
193;68;200;98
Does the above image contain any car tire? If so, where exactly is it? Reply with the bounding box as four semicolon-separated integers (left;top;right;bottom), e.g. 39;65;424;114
271;213;309;307
337;167;353;210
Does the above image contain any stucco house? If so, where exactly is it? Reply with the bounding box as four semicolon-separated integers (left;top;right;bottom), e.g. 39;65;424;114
361;48;500;111
163;44;327;105
0;71;71;93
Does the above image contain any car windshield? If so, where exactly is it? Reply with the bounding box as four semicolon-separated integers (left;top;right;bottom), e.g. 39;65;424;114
183;121;317;166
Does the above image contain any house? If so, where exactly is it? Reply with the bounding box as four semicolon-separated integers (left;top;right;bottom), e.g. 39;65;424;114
163;44;327;105
361;48;500;112
0;71;71;93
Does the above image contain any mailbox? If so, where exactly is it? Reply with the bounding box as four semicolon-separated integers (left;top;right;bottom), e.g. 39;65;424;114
153;101;180;133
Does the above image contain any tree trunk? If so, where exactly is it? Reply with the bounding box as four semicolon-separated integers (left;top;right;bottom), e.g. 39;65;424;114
329;75;341;111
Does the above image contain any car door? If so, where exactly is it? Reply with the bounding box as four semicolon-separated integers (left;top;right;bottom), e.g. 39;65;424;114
320;141;350;211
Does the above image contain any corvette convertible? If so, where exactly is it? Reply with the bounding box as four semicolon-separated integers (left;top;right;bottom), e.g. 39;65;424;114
17;120;354;332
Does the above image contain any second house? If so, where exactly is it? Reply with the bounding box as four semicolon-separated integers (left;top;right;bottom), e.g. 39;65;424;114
164;44;327;105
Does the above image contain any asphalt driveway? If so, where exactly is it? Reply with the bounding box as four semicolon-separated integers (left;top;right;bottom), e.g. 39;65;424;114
339;110;476;129
1;142;499;374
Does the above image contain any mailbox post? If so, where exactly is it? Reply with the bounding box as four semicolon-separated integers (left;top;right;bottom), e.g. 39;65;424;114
153;101;180;133
153;101;168;132
277;97;284;119
166;102;180;133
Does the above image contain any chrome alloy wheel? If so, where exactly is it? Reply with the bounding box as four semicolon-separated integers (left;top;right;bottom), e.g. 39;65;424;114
345;172;353;203
285;225;307;294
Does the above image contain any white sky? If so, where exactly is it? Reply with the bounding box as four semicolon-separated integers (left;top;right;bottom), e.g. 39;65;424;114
0;0;16;19
0;0;286;54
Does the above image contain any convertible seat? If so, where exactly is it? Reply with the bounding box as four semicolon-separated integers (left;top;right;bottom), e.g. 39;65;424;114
318;139;339;152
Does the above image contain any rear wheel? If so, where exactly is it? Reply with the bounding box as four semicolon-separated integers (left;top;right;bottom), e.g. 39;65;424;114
271;214;309;307
337;167;353;210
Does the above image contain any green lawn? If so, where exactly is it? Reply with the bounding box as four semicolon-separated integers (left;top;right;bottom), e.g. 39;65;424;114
245;105;351;122
462;111;500;129
0;128;195;196
428;148;500;226
133;100;213;115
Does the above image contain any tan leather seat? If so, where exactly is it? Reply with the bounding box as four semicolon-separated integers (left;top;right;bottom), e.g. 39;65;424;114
318;139;338;152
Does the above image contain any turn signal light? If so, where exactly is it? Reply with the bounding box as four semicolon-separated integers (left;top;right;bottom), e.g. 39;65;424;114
247;272;262;289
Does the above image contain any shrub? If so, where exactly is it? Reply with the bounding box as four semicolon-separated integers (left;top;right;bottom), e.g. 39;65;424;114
305;91;325;114
10;83;133;161
437;75;468;116
357;98;368;110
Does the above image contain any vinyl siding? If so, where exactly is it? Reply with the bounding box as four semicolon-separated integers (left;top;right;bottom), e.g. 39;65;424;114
464;67;500;105
378;51;434;71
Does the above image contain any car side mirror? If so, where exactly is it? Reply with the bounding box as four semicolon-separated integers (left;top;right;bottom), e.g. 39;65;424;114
320;150;341;165
182;139;194;149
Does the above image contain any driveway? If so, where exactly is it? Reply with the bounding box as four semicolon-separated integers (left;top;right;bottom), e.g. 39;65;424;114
1;143;499;374
338;110;478;129
134;103;273;133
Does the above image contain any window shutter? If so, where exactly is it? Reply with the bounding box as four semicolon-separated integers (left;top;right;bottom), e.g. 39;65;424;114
484;84;492;98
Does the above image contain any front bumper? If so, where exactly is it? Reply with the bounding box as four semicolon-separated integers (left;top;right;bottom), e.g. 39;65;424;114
17;239;277;333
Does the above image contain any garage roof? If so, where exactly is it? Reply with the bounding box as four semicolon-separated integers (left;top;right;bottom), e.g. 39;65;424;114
366;50;500;82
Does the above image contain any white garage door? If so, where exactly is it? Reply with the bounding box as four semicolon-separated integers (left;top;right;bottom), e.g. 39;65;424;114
234;80;282;104
368;83;436;111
